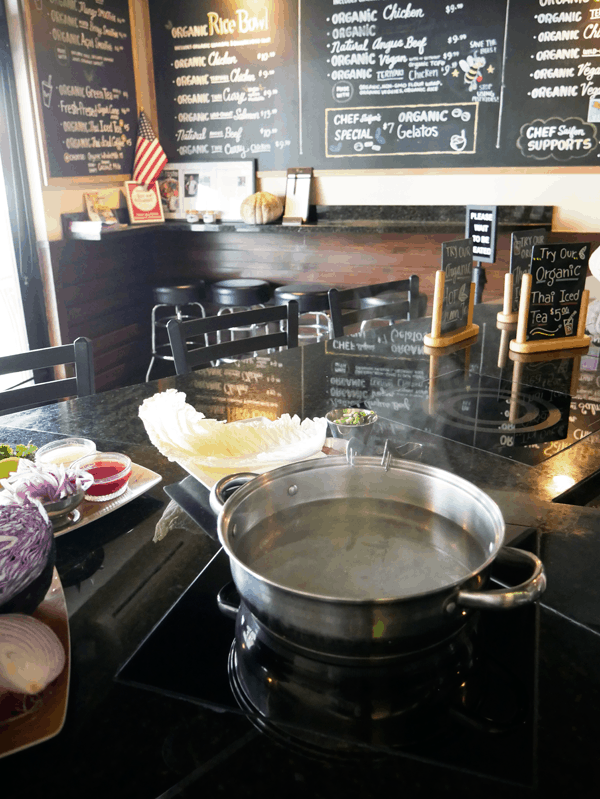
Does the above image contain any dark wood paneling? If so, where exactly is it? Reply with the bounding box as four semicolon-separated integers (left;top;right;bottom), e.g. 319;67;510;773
49;226;600;392
147;229;509;311
50;237;155;392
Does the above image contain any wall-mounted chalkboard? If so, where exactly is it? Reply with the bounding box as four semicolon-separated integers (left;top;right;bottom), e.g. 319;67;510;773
23;0;137;181
149;0;298;171
149;0;600;171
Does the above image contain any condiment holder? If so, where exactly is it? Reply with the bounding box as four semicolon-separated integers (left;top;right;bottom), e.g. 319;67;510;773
326;408;377;434
72;452;132;502
36;438;96;467
43;490;86;531
325;408;378;444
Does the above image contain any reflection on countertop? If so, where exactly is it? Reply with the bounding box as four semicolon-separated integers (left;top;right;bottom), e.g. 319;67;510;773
0;301;599;797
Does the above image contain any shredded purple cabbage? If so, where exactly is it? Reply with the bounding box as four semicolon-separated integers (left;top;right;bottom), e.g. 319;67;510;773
0;504;53;607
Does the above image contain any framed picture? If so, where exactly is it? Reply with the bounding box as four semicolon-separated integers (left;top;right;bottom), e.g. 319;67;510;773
157;161;256;221
124;182;165;224
84;191;119;226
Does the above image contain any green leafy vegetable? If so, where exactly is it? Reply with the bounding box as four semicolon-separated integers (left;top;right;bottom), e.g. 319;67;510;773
332;409;376;425
15;443;38;461
0;442;38;462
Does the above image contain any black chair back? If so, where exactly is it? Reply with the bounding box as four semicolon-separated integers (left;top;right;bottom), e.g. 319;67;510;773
328;276;424;338
167;302;299;375
0;337;95;414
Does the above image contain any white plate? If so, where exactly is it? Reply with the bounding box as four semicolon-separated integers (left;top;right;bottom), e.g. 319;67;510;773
176;437;347;490
0;569;70;758
54;462;162;537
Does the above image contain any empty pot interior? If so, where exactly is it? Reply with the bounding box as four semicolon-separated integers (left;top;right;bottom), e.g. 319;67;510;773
220;458;503;600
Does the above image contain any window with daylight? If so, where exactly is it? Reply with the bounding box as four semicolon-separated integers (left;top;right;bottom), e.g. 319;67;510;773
0;2;51;395
0;152;30;392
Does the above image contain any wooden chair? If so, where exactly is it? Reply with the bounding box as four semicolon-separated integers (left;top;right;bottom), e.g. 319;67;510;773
167;301;299;375
328;276;425;338
0;337;95;414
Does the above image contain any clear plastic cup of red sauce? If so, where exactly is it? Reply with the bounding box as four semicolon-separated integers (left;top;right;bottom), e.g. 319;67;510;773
72;452;132;502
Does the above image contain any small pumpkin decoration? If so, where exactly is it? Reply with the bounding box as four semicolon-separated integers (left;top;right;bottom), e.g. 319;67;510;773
240;191;283;225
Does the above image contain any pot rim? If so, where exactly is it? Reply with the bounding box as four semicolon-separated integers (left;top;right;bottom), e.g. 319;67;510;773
216;456;506;605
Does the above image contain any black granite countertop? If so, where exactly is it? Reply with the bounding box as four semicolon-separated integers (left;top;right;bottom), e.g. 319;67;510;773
61;205;555;239
1;303;600;798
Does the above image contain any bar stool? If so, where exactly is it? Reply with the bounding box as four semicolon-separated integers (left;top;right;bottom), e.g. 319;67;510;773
146;282;207;381
210;279;273;359
273;283;332;344
360;290;428;320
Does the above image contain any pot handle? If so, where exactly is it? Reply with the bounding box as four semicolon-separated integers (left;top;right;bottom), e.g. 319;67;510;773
456;547;546;610
217;581;241;620
209;472;259;515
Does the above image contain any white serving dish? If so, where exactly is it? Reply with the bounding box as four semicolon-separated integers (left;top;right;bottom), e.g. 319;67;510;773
53;462;162;537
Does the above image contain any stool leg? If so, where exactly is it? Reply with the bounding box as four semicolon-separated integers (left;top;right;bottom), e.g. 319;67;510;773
147;302;207;381
176;301;209;353
297;311;331;345
186;303;209;349
215;305;267;364
212;303;272;366
146;356;158;383
146;303;163;382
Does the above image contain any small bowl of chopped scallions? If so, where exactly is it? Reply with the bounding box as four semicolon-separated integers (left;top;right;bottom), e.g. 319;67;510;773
326;408;378;441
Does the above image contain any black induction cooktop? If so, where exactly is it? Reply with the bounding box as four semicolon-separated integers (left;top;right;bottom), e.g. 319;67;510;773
117;541;539;788
318;322;600;466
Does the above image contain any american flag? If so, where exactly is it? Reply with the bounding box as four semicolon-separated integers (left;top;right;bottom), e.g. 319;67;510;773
132;111;167;185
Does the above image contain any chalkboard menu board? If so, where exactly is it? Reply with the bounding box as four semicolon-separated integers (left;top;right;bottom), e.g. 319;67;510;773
441;238;473;334
510;228;547;313
24;0;137;180
149;0;600;171
526;242;590;342
149;0;298;170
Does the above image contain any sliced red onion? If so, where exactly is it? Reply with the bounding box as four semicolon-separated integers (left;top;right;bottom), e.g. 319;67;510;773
0;459;93;506
0;504;53;607
0;614;65;694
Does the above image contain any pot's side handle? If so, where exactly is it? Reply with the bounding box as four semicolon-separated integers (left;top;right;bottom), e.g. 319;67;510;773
456;547;546;610
209;473;259;515
217;582;241;620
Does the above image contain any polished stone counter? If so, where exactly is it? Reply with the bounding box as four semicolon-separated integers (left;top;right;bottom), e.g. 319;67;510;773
1;303;599;798
62;204;554;239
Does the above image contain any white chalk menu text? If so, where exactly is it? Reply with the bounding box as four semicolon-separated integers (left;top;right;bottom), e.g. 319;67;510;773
27;0;136;178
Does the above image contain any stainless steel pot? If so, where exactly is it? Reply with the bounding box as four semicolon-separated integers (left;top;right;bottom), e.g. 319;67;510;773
210;454;546;657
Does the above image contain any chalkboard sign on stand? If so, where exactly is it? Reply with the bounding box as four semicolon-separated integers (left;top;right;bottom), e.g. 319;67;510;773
498;228;548;326
510;243;591;354
465;206;497;264
466;205;497;306
423;238;479;349
22;0;137;182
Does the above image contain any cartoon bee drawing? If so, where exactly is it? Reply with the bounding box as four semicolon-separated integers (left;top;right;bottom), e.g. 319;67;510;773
459;54;486;91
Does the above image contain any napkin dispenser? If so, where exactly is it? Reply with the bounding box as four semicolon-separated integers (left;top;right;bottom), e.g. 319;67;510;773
283;167;312;225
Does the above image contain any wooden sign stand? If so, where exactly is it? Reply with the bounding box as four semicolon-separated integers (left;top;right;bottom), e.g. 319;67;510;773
423;270;479;348
509;273;590;354
496;318;518;369
496;273;518;325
